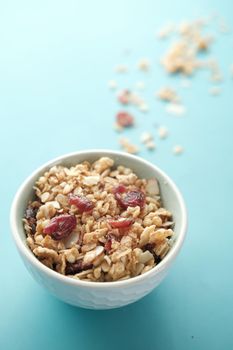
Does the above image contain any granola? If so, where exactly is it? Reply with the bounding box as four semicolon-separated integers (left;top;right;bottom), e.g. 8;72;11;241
23;157;174;282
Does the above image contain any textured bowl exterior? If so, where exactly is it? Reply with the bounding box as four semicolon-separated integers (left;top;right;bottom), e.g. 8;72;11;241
11;149;187;310
20;250;170;309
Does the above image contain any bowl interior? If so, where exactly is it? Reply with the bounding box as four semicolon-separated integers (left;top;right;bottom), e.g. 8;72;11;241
13;150;186;262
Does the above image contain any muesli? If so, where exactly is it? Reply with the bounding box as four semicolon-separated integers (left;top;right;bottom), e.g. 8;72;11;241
23;157;174;282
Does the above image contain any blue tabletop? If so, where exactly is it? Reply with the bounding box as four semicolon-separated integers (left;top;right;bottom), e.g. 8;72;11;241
1;1;233;349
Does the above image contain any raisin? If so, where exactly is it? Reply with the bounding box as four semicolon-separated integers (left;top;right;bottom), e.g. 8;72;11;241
65;260;93;275
142;243;155;252
65;260;82;275
143;243;161;264
68;194;94;213
43;214;76;240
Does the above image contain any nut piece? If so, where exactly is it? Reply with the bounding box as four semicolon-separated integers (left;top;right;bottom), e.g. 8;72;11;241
138;250;154;264
139;225;156;247
83;246;104;265
146;179;160;196
83;175;100;186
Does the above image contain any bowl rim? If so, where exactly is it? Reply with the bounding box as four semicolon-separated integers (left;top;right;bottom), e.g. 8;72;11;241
10;149;188;289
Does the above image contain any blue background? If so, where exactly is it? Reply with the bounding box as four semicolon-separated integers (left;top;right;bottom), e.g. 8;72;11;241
0;1;232;349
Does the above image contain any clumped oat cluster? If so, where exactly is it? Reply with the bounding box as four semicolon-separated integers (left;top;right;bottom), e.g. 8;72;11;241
23;157;174;282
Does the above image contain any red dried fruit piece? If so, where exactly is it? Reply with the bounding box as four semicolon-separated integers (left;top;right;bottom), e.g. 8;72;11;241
113;184;126;194
108;217;134;228
68;194;94;213
117;90;131;104
104;239;112;252
104;232;117;252
116;112;134;127
43;214;76;240
115;189;145;209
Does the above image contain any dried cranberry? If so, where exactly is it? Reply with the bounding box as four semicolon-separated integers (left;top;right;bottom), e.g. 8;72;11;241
65;260;93;275
113;184;126;194
43;214;76;240
116;112;134;127
104;239;112;252
68;194;94;213
115;189;145;209
108;217;134;228
104;232;118;252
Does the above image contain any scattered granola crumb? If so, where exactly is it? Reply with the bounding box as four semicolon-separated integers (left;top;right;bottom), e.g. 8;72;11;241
117;90;146;111
115;64;128;73
130;93;146;109
173;145;184;155
166;103;186;116
113;123;123;132
145;141;156;150
158;126;169;139
206;59;223;82
140;132;156;151
117;89;131;104
139;103;149;113
209;86;221;96
108;80;117;90
157;87;179;102
135;81;145;90
161;19;213;75
157;23;174;39
137;58;150;71
140;132;153;144
109;16;228;157
119;138;139;154
210;71;223;82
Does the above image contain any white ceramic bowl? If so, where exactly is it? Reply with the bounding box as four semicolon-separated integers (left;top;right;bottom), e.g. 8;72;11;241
10;149;187;310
